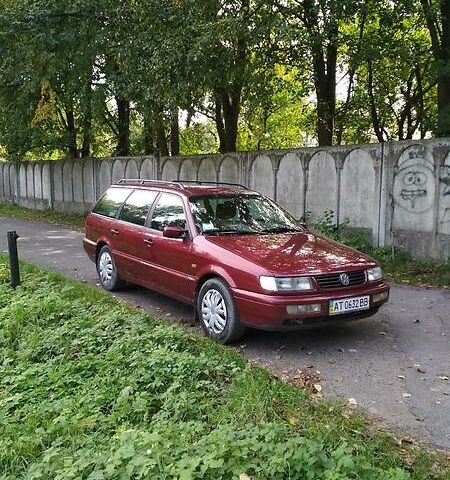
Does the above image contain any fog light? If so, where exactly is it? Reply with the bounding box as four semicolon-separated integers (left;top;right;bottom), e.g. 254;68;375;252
372;291;388;303
286;304;322;315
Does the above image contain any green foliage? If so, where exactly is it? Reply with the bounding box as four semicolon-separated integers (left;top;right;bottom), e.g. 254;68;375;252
0;0;443;158
0;258;448;479
310;210;450;287
306;209;350;241
0;258;9;283
180;122;219;156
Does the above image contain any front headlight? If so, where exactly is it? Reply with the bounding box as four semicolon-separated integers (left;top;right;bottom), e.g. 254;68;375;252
366;266;383;282
259;276;313;292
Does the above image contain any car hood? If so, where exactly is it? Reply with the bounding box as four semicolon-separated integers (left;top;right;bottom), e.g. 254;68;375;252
205;231;375;275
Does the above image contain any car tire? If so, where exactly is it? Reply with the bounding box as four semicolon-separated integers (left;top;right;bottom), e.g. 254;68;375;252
96;245;125;291
197;278;246;344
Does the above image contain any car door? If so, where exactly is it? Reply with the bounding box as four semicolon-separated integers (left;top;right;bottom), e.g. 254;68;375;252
112;188;158;286
90;186;133;252
145;192;196;302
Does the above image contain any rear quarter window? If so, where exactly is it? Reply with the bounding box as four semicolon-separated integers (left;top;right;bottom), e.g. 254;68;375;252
93;187;132;218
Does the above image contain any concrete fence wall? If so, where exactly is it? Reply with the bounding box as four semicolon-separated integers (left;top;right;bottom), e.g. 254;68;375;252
1;139;450;260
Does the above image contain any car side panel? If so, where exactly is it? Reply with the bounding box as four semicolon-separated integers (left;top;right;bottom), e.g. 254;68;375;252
84;213;117;261
146;231;197;303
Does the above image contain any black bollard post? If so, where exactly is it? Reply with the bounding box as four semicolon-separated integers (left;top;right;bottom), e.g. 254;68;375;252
7;231;20;288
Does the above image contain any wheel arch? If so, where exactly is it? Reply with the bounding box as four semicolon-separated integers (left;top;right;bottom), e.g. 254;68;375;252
95;241;109;263
195;268;236;300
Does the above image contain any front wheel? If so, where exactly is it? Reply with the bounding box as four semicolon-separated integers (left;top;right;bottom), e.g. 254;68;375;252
96;245;125;291
197;278;246;344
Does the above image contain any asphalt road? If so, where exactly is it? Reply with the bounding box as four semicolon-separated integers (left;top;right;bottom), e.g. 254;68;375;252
1;216;449;450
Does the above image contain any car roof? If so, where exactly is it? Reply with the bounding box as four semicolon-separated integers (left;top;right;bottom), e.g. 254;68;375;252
112;179;258;197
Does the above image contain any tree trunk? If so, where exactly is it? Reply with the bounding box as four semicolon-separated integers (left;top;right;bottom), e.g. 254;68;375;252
367;60;386;143
420;0;450;137
81;88;92;158
66;107;78;158
155;109;169;157
215;87;241;153
437;0;450;136
170;107;180;156
214;96;227;152
115;96;130;156
310;22;337;146
143;109;155;155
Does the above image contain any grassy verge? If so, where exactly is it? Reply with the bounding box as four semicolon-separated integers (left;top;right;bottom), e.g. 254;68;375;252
0;203;85;229
367;247;450;288
0;256;448;479
340;232;450;288
311;211;450;289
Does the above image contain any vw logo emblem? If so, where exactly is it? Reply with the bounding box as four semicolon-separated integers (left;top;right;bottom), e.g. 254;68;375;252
339;273;350;286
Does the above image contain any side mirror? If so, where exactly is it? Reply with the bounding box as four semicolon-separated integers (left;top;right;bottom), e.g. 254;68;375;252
163;225;186;239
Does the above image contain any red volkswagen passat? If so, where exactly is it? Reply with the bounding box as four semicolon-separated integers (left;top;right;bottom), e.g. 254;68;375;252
83;180;389;343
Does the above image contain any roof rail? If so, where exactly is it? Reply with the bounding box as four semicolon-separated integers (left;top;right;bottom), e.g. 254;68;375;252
116;179;184;188
176;180;249;190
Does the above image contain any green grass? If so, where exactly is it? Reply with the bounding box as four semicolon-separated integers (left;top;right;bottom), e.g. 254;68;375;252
310;211;450;289
369;247;450;289
0;257;448;479
0;203;85;229
340;231;450;288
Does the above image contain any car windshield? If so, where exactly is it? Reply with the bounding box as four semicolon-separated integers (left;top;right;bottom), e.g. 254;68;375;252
189;194;303;235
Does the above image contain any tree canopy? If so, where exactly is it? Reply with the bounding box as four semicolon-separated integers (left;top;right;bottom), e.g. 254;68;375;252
0;0;448;160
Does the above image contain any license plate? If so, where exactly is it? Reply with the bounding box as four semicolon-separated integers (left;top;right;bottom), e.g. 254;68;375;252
329;295;370;315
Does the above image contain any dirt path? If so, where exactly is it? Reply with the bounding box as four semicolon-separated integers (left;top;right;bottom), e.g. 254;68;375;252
1;216;449;450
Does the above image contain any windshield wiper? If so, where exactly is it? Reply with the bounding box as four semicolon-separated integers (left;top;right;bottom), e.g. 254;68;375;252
258;226;302;234
203;228;259;236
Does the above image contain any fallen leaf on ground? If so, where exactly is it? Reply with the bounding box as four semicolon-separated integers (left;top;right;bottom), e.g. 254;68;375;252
287;416;298;426
438;375;448;381
397;375;405;379
240;474;251;480
314;384;322;393
379;331;387;336
348;398;358;406
290;369;322;395
402;392;411;398
396;436;414;446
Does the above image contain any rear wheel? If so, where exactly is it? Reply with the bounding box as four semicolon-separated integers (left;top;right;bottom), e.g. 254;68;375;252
197;278;246;343
96;245;125;291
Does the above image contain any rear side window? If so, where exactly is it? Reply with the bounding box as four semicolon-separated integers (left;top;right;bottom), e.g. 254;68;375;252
93;187;132;218
150;193;186;231
119;189;158;226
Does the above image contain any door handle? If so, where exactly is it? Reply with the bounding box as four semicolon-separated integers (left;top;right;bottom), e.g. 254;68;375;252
144;238;153;246
110;229;119;235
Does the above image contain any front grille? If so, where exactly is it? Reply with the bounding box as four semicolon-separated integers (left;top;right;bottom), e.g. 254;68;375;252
314;270;366;289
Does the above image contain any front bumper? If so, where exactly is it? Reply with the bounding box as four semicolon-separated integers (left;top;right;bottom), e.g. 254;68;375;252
232;281;389;330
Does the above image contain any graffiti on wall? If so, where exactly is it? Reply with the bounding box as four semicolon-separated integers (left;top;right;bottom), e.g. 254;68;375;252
393;149;435;214
439;157;450;228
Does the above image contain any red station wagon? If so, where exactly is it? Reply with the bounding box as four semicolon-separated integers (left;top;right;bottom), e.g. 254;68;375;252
83;179;390;343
